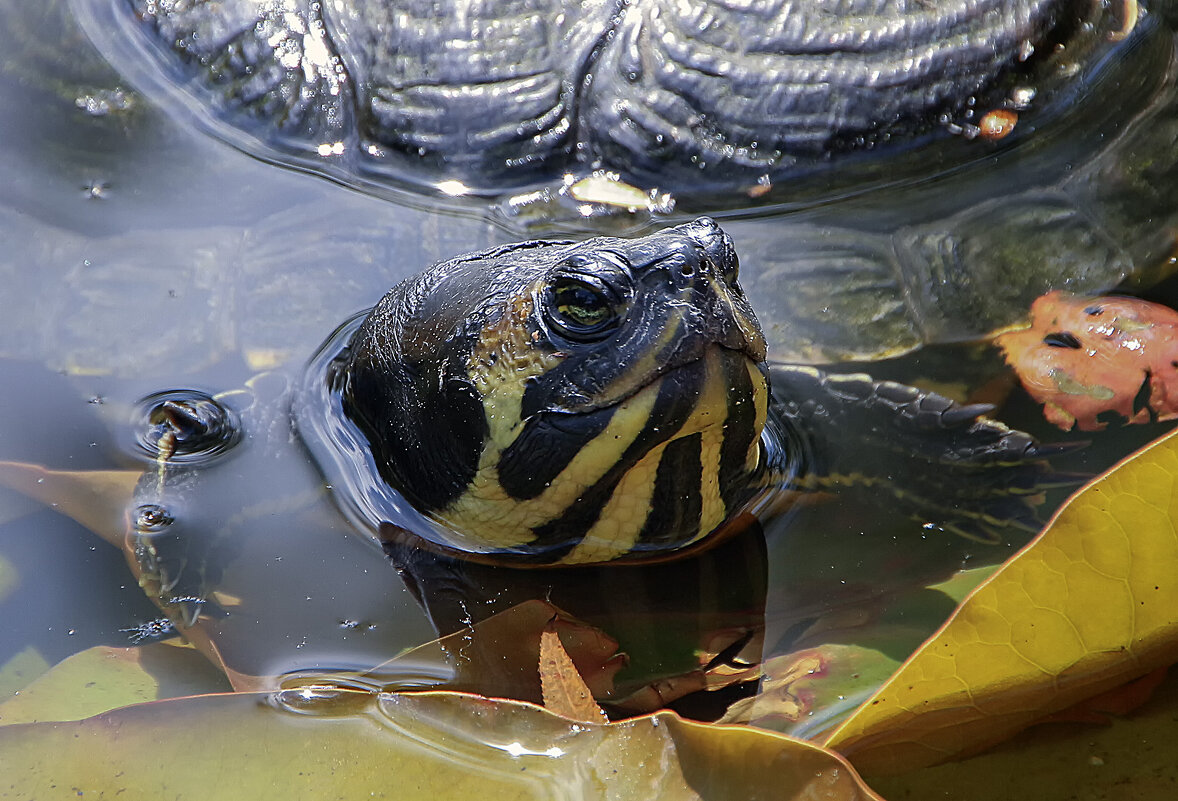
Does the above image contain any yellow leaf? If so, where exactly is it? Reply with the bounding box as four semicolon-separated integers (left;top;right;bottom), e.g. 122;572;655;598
539;619;608;723
825;428;1178;774
0;689;883;800
870;666;1178;801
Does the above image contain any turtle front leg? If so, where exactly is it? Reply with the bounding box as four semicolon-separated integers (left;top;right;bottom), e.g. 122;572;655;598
768;365;1066;544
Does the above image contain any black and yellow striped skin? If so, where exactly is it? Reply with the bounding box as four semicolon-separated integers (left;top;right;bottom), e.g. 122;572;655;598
326;218;1056;566
340;218;770;564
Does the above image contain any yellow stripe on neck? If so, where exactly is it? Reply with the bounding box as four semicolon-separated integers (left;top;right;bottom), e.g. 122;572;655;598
439;367;662;550
560;348;740;564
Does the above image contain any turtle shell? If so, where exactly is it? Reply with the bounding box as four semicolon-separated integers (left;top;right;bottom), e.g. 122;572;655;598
74;0;1142;202
4;1;1178;374
49;0;1178;367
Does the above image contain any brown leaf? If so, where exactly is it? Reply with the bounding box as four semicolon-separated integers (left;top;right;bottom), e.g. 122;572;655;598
539;618;608;723
358;600;626;705
0;461;137;547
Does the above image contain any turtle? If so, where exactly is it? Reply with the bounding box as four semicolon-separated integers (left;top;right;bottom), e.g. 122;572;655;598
73;0;1149;202
123;219;1052;595
50;215;1071;708
1;0;1176;691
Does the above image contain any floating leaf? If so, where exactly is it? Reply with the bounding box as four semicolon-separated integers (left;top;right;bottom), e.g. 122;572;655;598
0;688;881;800
870;667;1178;801
825;428;1178;773
0;641;230;725
539;618;609;723
997;292;1178;430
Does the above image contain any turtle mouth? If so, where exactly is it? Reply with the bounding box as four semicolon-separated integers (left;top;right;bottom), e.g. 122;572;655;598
535;343;768;439
548;336;766;418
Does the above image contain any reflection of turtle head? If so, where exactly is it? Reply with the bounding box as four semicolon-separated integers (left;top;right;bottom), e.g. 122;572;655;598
341;218;770;563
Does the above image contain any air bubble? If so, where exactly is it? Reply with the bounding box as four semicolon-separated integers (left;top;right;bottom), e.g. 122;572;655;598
273;677;379;717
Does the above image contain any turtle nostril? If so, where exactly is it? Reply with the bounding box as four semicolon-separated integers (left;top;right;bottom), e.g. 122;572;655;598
680;262;695;277
689;216;721;234
133;390;240;464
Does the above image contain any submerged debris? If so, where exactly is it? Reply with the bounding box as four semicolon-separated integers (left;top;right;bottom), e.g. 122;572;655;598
998;291;1178;430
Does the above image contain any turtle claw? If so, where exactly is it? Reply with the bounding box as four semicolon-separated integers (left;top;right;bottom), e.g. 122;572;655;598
939;402;996;427
135;390;240;464
1024;440;1088;458
1030;471;1091;490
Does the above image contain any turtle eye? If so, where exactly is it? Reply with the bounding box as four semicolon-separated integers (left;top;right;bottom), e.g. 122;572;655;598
542;274;625;341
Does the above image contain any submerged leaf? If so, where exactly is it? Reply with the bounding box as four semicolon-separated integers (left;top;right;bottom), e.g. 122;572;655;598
0;461;295;694
732;567;999;740
1032;665;1169;725
720;650;825;727
0;461;137;547
0;688;881;800
0;642;230;725
825;428;1178;773
0;551;15;603
997;292;1178;430
610;626;763;715
0;647;50;701
539;619;608;723
363;600;626;704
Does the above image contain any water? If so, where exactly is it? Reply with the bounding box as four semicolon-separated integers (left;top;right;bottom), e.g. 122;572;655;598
0;0;507;680
2;0;1178;792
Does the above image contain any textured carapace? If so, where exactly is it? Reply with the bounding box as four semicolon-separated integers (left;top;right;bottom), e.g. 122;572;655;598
335;218;770;563
115;0;1076;193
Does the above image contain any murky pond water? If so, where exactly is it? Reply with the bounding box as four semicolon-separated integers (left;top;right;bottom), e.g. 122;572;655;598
3;0;1178;793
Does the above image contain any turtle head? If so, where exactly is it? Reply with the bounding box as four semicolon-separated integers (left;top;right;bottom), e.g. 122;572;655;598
340;218;770;564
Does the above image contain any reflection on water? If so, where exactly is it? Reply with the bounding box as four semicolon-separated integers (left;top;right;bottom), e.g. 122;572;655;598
2;0;1178;775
